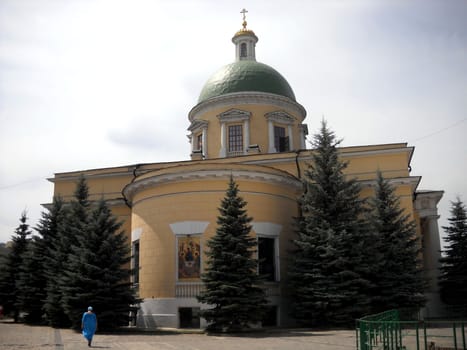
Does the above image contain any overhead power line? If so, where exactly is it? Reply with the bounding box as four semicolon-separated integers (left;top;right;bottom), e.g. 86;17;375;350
412;117;466;142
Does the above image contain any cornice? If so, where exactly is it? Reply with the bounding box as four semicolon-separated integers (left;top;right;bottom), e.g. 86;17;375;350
41;197;127;210
359;176;421;191
188;92;306;122
123;168;302;202
340;146;414;160
49;168;135;183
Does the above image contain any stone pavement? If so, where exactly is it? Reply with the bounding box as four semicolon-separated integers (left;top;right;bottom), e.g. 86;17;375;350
0;320;356;350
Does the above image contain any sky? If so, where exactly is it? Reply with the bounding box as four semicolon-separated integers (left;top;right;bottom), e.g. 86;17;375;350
0;0;466;244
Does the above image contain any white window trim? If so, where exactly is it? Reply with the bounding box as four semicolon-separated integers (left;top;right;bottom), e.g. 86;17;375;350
218;109;251;157
252;222;282;282
188;120;208;158
265;111;295;153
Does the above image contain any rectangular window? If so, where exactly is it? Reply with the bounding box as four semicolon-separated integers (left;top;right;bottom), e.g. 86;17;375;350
274;126;289;152
196;133;203;151
258;237;276;282
132;240;140;285
228;124;243;154
240;43;247;57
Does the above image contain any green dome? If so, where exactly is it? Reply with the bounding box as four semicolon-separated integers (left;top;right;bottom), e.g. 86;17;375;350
198;61;296;103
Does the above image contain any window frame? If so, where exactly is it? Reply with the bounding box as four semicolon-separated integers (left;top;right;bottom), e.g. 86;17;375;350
228;124;244;155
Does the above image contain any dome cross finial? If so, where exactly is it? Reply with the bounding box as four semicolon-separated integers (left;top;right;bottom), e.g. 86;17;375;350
240;8;248;29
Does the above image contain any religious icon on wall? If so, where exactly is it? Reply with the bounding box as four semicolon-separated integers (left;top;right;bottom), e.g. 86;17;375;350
178;236;201;280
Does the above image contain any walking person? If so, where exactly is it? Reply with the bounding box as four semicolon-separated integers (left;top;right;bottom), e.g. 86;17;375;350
81;306;97;347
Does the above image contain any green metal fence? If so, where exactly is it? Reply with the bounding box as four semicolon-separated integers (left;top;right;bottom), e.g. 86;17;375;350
356;310;466;350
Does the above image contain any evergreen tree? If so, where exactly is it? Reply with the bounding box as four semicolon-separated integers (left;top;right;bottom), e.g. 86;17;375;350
198;176;267;331
17;198;68;324
368;171;425;313
56;175;90;327
16;235;48;324
61;196;137;330
289;120;373;326
0;211;32;322
41;196;71;327
439;198;467;308
0;243;9;259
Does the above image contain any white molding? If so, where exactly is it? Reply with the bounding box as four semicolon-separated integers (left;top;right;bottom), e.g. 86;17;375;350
48;169;134;183
360;176;421;189
169;221;209;236
252;222;282;237
189;92;306;122
132;227;142;242
188;119;208;133
265;111;295;124
217;108;251;123
340;146;414;160
123;169;302;201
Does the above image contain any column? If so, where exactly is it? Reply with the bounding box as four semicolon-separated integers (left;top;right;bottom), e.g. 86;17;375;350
414;191;444;318
268;120;275;153
422;215;443;317
202;127;207;159
244;119;250;154
219;122;226;157
190;133;195;153
287;124;293;151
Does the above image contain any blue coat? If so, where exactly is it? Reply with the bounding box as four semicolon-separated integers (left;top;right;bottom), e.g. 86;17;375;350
82;312;97;340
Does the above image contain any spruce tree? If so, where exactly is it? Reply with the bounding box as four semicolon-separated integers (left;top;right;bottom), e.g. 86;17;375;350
0;211;32;322
58;175;91;327
41;196;71;327
61;196;137;330
16;235;48;324
289;120;373;326
198;176;267;331
439;198;467;309
368;171;425;313
17;197;67;324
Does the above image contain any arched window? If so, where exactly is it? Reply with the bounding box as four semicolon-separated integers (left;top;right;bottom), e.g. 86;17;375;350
240;43;247;57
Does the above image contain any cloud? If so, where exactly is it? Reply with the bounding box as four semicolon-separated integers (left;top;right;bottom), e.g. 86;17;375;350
107;116;189;161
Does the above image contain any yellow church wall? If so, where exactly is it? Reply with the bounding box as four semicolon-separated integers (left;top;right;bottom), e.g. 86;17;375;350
128;165;301;299
51;171;134;257
49;142;423;302
217;143;414;184
343;153;411;180
52;170;133;201
131;210;177;298
110;204;132;247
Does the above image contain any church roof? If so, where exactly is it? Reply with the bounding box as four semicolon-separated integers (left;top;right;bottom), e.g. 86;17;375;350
197;60;296;103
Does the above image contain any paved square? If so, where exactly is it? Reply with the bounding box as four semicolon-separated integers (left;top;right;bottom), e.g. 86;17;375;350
0;321;356;350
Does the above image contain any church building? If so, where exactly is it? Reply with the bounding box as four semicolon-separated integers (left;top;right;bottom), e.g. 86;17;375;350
49;14;444;328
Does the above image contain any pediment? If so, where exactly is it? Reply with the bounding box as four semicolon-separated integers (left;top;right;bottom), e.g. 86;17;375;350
217;108;251;122
188;119;208;132
265;110;295;124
